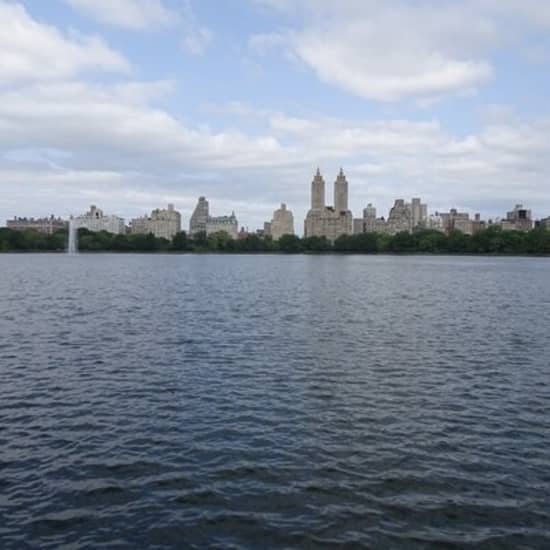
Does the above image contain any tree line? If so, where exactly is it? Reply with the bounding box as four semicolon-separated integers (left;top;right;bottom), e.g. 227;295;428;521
1;226;550;255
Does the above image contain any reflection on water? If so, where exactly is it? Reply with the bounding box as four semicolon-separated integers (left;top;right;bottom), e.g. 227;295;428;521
1;254;549;548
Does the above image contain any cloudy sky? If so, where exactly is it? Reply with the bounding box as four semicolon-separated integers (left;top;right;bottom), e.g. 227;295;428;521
2;0;549;230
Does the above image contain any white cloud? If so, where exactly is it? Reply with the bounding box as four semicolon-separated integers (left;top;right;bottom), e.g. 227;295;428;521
64;0;214;56
2;82;550;227
250;0;550;102
0;2;130;86
64;0;178;30
1;1;549;229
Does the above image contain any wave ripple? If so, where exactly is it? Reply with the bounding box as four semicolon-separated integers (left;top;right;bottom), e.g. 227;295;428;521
1;254;550;548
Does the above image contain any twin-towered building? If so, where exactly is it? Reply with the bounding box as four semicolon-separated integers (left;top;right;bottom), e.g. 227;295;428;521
304;168;353;241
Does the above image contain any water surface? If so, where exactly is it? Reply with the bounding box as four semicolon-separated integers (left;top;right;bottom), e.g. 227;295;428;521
1;254;549;548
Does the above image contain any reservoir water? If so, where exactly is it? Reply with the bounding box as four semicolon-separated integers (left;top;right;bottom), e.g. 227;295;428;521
1;254;549;548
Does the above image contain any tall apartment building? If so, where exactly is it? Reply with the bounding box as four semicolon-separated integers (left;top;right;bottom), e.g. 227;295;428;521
269;203;294;240
205;213;238;239
501;204;533;232
410;198;428;229
354;197;428;235
189;197;209;235
304;168;353;241
387;199;412;234
130;204;181;241
6;215;67;234
353;204;387;234
439;209;472;234
189;196;239;239
73;205;125;234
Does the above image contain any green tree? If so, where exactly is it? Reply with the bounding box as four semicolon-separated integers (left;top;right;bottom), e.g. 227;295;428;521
303;235;332;252
415;230;446;253
171;231;188;251
446;230;470;253
389;231;416;253
278;234;303;253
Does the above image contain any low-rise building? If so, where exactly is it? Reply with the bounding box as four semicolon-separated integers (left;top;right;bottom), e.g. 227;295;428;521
6;215;66;234
130;204;181;241
73;205;125;234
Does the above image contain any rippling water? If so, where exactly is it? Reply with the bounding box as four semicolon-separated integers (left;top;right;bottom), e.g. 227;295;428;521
1;254;549;548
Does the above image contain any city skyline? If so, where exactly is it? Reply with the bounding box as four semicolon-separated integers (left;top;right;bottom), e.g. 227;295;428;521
1;1;550;229
5;168;543;238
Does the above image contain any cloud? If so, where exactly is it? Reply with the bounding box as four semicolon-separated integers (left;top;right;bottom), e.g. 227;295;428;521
64;0;213;56
63;0;178;30
2;80;550;226
1;1;549;229
180;0;213;55
250;0;550;102
182;26;212;55
0;2;130;86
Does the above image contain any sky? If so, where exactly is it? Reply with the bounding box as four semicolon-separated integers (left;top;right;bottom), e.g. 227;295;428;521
1;0;550;231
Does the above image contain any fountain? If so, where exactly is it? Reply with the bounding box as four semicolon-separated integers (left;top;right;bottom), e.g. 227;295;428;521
68;218;78;254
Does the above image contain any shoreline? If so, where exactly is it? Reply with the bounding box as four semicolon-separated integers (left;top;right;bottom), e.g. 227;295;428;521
1;250;549;258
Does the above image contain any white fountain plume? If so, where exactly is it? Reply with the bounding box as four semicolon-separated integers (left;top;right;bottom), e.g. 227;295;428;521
68;218;78;254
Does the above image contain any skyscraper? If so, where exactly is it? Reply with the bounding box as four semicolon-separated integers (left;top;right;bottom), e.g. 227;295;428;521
334;168;349;212
304;169;353;241
311;168;325;210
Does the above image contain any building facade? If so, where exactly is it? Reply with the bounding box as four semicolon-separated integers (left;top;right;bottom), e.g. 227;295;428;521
353;197;428;235
270;203;294;240
353;204;388;234
304;169;353;241
386;199;412;234
6;215;66;234
501;204;533;232
427;214;444;232
190;196;239;239
130;204;181;240
73;205;124;234
205;213;238;239
439;209;473;235
410;198;428;229
189;197;209;235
